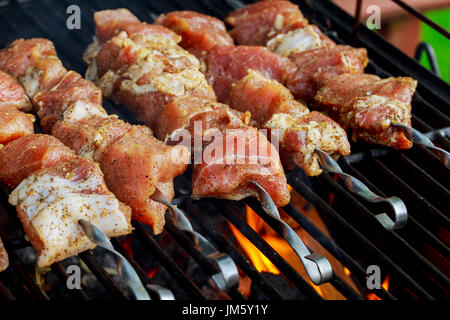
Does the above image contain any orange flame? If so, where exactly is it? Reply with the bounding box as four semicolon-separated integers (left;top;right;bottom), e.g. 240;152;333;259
147;267;159;279
366;273;390;300
229;207;280;274
121;237;134;258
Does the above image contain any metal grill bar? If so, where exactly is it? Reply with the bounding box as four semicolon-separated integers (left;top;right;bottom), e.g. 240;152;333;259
287;175;435;300
390;0;450;39
319;173;449;293
132;222;207;300
182;201;286;300
244;198;364;300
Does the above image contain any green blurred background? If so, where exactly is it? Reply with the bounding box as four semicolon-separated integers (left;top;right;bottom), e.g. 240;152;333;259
420;8;450;82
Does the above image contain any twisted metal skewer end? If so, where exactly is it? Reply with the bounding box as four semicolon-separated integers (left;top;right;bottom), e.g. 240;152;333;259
151;189;240;292
78;219;153;300
315;149;408;230
250;181;333;285
392;123;450;169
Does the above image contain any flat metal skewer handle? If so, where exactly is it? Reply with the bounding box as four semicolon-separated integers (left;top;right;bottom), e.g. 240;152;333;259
151;189;240;293
392;123;450;169
250;181;333;285
79;219;174;300
315;150;408;230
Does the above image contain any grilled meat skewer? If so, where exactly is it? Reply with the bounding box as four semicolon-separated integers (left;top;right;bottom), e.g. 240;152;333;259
0;39;189;234
84;9;291;207
0;71;132;268
224;0;417;150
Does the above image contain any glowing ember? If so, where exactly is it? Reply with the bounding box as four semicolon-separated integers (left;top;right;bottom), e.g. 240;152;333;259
344;267;351;276
147;267;159;279
287;184;293;192
120;237;134;258
366;273;390;300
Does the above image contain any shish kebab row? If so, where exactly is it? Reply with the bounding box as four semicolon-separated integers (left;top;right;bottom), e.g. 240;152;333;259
0;4;334;284
0;0;417;279
82;4;409;226
0;70;132;270
154;0;417;156
0;28;292;277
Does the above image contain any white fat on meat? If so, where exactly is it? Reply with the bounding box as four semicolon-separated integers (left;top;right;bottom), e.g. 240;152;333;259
62;101;108;123
352;95;409;130
266;26;322;57
9;169;131;267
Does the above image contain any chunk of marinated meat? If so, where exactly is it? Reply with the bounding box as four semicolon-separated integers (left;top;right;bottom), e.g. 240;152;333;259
192;126;290;206
94;8;180;44
314;73;417;149
0;237;8;272
229;70;309;125
286;45;368;102
229;70;350;175
0;38;67;97
33;71;105;132
226;1;334;52
155;11;234;61
155;96;250;146
9;156;132;267
101;126;189;234
0;70;32;111
51;116;132;163
205;45;296;102
0;105;35;145
90;31;215;128
0;134;75;188
226;0;308;46
158;96;289;205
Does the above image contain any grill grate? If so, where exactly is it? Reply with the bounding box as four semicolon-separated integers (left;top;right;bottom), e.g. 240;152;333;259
0;0;448;300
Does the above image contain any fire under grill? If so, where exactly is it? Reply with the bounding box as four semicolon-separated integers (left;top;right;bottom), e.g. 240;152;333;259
0;0;449;301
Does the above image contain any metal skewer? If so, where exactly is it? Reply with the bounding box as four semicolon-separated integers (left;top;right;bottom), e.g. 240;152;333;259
151;189;240;292
392;123;450;169
315;150;408;230
79;219;174;300
250;181;333;285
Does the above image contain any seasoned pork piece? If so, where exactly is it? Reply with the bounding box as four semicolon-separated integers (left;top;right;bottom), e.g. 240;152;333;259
9;156;132;268
286;45;368;102
229;70;309;125
101;126;189;234
155;11;234;61
225;0;307;46
205;45;296;102
192;125;290;206
33;71;105;132
226;1;334;51
0;134;75;188
90;31;215;128
0;70;32;111
229;70;350;175
0;105;34;145
0;237;8;272
158;96;290;206
0;38;67;97
314;73;417;149
94;8;180;44
155;96;250;145
51;116;132;163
